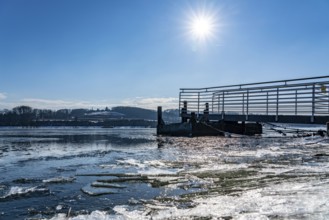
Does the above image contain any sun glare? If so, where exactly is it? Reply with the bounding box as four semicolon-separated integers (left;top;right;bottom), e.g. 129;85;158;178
190;15;214;41
187;11;217;43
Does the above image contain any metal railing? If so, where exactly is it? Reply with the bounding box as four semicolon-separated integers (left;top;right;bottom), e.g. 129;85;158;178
179;76;329;122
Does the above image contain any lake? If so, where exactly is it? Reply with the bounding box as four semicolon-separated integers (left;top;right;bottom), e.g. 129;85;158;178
0;126;329;219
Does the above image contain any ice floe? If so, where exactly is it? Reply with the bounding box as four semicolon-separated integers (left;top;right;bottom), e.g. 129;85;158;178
43;176;76;183
0;185;49;200
50;210;123;220
81;184;116;196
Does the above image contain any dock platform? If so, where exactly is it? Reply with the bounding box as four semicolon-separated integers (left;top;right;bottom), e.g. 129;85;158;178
157;76;329;136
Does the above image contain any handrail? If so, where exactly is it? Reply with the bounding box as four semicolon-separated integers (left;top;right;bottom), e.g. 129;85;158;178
179;76;329;123
180;75;329;92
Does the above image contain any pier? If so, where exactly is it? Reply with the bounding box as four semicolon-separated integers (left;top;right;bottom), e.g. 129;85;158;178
157;76;329;136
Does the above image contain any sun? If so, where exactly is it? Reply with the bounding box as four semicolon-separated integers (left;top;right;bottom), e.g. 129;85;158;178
190;15;214;40
187;12;217;42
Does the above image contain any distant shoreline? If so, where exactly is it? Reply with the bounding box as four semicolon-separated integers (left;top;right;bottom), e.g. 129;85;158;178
0;119;157;128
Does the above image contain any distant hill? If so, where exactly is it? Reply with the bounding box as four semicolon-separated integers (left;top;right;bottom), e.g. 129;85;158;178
111;106;156;120
111;106;180;122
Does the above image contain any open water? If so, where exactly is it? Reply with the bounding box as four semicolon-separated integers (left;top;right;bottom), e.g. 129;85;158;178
1;126;329;219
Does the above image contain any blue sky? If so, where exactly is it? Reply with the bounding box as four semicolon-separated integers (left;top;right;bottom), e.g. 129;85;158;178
1;0;329;110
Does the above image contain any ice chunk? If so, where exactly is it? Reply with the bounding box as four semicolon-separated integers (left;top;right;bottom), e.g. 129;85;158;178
0;186;49;199
81;184;116;196
43;176;76;183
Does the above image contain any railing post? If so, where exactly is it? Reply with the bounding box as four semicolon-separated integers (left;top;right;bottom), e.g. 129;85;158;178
311;84;315;122
242;93;245;115
246;90;249;121
276;88;279;122
178;91;181;115
211;94;214;114
218;94;220;114
197;92;200;118
295;90;298;115
222;91;225;120
266;92;269;115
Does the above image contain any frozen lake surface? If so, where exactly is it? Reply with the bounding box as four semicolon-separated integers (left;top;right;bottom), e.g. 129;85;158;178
1;126;329;219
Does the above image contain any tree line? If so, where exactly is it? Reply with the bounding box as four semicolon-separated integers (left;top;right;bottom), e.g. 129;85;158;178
0;105;179;126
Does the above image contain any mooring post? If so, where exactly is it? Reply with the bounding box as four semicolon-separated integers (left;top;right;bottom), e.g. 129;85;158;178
157;106;164;135
181;101;188;123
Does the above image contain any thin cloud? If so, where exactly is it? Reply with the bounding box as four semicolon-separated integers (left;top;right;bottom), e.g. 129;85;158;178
0;97;178;110
21;98;111;110
120;97;178;110
0;93;7;100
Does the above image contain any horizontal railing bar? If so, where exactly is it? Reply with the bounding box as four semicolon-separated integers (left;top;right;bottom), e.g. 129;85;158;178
181;82;329;95
180;76;329;92
182;84;328;95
